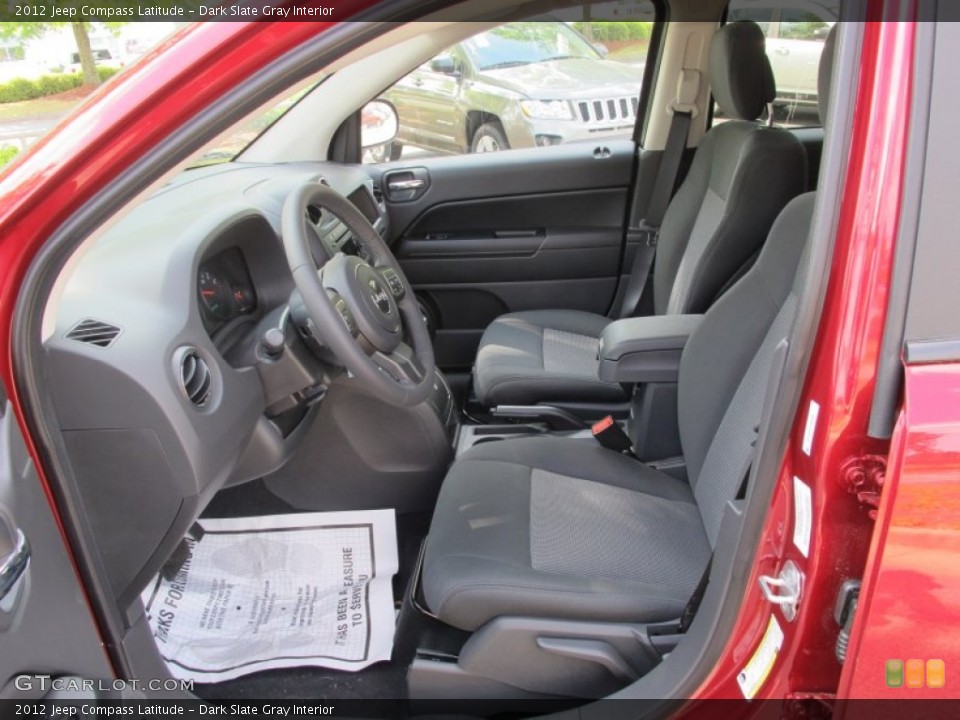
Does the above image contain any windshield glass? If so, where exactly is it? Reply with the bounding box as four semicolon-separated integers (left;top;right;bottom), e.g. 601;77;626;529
462;22;599;71
187;84;313;168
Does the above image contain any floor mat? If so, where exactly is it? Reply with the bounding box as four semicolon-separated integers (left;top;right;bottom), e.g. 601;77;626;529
202;478;301;518
194;599;428;701
143;510;398;683
202;481;431;604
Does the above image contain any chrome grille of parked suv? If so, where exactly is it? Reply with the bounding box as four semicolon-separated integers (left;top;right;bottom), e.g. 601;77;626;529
576;96;639;125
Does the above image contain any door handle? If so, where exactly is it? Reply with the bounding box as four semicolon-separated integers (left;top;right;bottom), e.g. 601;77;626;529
383;167;430;202
387;178;426;191
0;529;30;602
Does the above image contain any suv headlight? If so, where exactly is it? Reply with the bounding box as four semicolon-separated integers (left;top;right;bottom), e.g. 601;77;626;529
520;100;574;121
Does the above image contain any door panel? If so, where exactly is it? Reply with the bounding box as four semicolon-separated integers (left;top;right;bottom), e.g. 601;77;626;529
375;140;636;369
0;397;112;697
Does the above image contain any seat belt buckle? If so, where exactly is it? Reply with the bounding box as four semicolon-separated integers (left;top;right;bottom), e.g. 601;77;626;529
637;220;660;246
591;415;635;455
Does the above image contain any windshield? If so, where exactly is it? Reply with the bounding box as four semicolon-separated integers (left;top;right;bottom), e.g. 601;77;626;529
462;22;600;71
187;84;313;169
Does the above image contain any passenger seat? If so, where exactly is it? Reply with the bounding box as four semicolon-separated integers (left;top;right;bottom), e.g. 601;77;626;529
472;21;807;410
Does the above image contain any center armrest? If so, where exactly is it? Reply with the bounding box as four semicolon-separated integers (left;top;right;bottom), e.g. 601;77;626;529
598;314;703;383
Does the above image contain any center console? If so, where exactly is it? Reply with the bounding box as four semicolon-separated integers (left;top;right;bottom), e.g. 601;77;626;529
597;314;703;383
456;313;704;462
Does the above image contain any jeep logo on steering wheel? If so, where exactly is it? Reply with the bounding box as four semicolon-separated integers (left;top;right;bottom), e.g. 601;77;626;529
368;279;391;314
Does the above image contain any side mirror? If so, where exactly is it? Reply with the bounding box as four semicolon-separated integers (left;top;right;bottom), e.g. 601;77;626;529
593;42;610;58
430;55;460;76
360;100;399;149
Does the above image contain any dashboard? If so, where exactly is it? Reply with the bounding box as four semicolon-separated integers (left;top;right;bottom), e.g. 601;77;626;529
43;160;387;611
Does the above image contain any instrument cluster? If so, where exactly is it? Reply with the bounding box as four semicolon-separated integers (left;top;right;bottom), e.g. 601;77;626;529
197;247;257;329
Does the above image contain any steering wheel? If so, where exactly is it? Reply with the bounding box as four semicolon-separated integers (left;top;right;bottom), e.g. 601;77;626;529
281;182;435;407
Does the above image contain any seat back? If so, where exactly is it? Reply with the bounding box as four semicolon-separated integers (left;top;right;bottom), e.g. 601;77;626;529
678;25;837;545
679;194;812;544
652;21;807;317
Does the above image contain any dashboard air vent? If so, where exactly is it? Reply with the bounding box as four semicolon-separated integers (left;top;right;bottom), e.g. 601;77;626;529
65;318;121;348
372;185;384;204
178;348;212;408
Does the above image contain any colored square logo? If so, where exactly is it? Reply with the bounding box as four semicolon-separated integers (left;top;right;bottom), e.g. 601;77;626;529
927;659;946;689
885;659;904;688
906;659;925;688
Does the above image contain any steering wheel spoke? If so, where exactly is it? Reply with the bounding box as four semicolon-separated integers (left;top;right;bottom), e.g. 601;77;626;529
372;342;426;385
375;265;406;300
329;292;360;338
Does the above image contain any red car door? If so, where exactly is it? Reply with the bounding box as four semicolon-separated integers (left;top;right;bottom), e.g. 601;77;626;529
838;18;960;704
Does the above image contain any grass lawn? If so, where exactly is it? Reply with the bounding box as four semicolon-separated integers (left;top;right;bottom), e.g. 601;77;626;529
608;40;651;63
0;88;92;122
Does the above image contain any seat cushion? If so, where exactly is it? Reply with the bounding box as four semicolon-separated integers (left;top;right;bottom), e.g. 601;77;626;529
422;436;711;631
473;310;628;407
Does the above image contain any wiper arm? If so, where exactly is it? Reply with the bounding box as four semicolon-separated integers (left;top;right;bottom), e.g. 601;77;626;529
482;60;532;70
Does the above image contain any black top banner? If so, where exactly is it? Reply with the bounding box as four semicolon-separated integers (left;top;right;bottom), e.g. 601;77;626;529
0;1;344;22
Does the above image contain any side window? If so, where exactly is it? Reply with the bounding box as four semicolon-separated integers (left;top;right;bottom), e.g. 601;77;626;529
362;2;656;164
721;1;838;127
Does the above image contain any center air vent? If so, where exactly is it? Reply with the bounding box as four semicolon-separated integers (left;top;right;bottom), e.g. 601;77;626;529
177;348;212;408
65;318;121;348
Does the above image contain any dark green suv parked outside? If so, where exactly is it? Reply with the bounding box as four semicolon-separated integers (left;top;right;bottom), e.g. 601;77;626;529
376;22;645;159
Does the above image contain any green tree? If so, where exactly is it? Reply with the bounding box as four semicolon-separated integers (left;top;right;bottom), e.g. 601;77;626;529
0;20;128;88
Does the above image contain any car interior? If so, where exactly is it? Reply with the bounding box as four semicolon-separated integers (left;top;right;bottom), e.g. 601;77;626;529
24;0;855;707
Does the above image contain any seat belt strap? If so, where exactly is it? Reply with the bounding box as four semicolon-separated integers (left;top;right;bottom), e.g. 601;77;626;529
616;231;659;320
646;108;694;231
618;108;693;318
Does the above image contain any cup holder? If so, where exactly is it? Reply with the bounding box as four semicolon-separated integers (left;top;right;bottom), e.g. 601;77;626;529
457;423;547;456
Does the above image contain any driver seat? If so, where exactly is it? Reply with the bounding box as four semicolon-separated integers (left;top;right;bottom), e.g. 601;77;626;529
422;192;814;630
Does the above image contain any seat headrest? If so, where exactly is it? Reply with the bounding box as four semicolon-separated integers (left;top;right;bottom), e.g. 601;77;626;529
818;25;838;126
709;21;776;121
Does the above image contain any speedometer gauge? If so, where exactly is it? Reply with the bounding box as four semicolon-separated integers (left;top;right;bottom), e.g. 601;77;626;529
198;268;234;320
